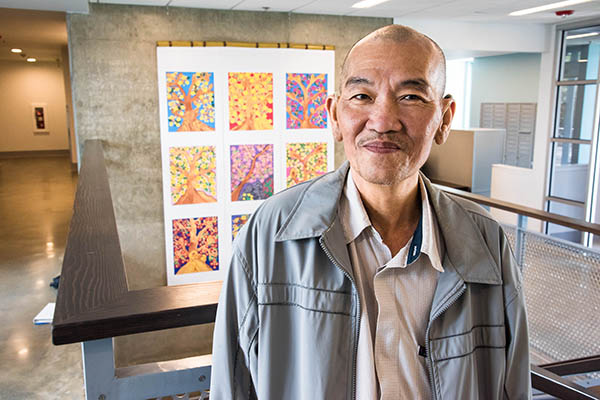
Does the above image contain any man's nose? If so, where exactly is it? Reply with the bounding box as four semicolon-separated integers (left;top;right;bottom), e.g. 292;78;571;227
365;96;402;134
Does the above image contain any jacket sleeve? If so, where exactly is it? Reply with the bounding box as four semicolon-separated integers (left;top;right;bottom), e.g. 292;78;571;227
210;248;259;399
501;233;532;399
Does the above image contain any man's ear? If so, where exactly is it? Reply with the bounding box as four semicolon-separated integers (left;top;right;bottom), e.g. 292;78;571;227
434;96;456;145
327;94;343;142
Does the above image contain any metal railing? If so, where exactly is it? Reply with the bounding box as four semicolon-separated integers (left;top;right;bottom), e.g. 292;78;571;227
53;140;600;399
437;185;600;399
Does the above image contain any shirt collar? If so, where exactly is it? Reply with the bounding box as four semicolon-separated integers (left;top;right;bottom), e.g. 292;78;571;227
418;176;445;272
341;168;372;244
340;168;444;273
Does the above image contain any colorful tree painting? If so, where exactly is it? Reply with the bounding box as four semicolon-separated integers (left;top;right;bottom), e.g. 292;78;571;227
231;214;250;240
170;146;217;205
230;144;273;201
286;142;328;187
167;72;215;132
229;72;273;131
286;73;328;129
172;216;219;274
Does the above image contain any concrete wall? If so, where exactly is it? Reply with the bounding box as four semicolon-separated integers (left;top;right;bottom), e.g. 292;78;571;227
67;3;390;366
470;53;542;128
0;59;69;152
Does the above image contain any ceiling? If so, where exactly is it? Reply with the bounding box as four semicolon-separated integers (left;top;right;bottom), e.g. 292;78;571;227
0;0;599;63
0;0;88;13
0;0;598;22
79;0;600;23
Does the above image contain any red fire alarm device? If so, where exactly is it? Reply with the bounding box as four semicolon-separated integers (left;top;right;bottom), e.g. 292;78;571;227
32;103;48;133
34;107;45;129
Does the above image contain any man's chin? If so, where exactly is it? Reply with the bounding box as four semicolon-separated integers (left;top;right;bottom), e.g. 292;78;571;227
352;167;407;187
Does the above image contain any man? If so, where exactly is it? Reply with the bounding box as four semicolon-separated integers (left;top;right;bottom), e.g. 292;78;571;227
211;25;530;399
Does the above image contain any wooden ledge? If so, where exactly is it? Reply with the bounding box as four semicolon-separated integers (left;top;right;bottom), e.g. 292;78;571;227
52;140;221;345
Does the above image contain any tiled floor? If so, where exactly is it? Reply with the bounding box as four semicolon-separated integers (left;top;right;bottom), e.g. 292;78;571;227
0;156;84;399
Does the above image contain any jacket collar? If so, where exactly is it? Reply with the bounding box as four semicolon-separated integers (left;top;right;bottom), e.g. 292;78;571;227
422;176;502;286
275;162;349;242
275;162;502;285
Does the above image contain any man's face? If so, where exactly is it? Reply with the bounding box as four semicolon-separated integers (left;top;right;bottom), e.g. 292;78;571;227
328;38;454;187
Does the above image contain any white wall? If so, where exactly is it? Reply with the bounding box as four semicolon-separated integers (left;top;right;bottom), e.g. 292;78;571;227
490;26;558;232
470;53;542;127
0;59;69;152
392;18;556;230
393;18;551;58
61;45;77;164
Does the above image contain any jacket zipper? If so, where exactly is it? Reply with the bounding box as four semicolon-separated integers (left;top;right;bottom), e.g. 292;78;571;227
425;282;467;400
320;239;360;400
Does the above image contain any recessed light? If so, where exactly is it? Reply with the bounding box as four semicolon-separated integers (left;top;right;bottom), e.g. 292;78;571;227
352;0;391;9
566;32;599;39
11;48;22;53
27;58;36;62
509;0;592;16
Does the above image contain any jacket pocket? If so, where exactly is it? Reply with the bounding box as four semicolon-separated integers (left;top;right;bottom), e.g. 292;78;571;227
255;283;354;400
430;325;506;399
257;282;352;316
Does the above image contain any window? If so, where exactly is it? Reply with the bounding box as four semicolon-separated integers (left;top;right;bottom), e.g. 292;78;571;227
547;25;600;245
446;58;472;129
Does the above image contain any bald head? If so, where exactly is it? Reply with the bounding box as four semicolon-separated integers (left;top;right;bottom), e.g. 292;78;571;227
340;25;447;97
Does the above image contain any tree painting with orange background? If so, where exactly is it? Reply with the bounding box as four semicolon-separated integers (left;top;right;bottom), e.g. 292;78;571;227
230;144;273;201
286;142;327;187
167;72;215;132
172;217;218;274
170;146;217;205
286;73;328;129
229;72;273;131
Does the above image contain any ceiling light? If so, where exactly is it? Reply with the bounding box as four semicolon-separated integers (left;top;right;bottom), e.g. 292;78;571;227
11;48;22;53
509;0;592;16
352;0;391;8
27;58;36;62
578;59;588;62
566;32;599;39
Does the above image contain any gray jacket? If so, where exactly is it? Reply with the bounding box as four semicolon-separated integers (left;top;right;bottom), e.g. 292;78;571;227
211;162;531;400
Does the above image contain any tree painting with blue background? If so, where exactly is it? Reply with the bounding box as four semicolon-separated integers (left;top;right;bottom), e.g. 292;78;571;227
167;72;215;132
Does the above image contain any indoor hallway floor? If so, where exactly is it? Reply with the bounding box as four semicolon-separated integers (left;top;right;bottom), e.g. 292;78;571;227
0;155;84;399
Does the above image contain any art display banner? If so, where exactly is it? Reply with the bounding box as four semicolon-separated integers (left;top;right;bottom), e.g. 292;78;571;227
157;46;335;285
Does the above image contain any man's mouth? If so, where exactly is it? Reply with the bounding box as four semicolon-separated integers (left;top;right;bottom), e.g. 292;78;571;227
361;140;403;154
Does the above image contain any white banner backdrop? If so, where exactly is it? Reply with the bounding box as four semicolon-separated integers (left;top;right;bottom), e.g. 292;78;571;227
157;46;335;285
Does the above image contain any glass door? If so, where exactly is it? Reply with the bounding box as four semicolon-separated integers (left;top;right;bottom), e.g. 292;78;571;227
547;25;600;245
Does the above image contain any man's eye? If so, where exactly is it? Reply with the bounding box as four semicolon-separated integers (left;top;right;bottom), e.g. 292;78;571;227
350;93;371;101
401;94;424;101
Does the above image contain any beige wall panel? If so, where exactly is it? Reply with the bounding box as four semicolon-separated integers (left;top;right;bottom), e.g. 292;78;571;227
0;60;69;152
426;130;475;189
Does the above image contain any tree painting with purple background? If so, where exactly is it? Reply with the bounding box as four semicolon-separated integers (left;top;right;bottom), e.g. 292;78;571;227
286;73;328;129
230;144;273;201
